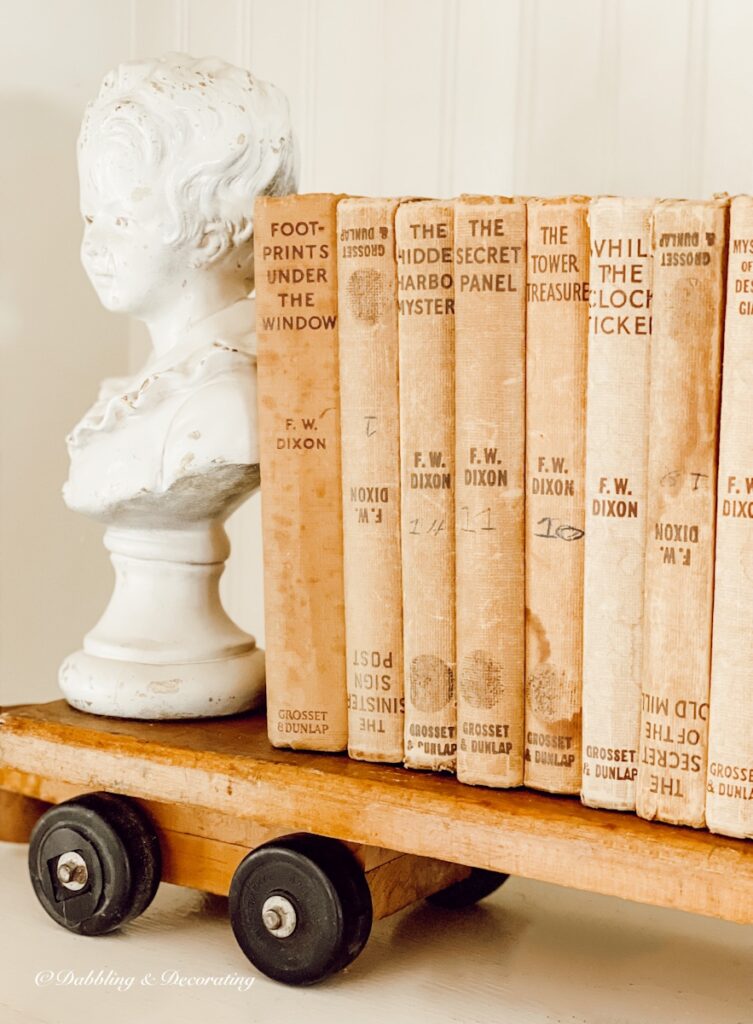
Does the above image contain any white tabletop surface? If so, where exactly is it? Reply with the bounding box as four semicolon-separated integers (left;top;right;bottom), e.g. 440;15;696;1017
2;839;751;1024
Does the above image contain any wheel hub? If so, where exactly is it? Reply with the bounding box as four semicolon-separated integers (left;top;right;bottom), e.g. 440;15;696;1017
261;894;297;938
56;851;89;891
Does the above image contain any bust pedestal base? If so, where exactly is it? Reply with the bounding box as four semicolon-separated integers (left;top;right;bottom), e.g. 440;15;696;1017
59;523;265;720
59;646;265;720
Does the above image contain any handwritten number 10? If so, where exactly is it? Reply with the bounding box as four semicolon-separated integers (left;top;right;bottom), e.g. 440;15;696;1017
534;516;584;542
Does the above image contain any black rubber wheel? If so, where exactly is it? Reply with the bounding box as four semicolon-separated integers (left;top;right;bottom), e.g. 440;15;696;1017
229;833;373;986
28;792;161;936
427;868;509;909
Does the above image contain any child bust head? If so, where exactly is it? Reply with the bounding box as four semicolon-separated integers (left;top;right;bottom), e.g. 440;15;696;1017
78;53;297;327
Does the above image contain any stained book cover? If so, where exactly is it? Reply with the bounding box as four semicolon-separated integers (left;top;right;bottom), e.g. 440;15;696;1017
636;197;727;827
396;199;456;771
254;193;348;751
524;197;589;794
337;197;404;762
581;198;654;811
705;195;753;838
454;196;525;787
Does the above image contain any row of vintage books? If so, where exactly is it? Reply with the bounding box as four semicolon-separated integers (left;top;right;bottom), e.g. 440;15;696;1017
253;191;753;841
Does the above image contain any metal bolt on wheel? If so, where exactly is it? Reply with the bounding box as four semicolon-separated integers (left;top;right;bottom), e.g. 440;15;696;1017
56;851;89;891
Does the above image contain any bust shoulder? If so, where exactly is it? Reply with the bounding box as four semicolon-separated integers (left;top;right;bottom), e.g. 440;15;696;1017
63;306;260;521
160;344;259;490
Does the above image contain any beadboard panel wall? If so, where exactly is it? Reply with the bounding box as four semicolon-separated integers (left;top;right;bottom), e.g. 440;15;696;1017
1;0;750;702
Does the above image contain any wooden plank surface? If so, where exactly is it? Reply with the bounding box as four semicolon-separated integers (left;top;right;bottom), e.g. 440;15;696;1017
0;788;48;842
1;701;752;923
0;768;401;873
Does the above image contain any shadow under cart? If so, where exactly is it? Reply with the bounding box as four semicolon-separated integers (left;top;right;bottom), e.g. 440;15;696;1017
0;701;751;986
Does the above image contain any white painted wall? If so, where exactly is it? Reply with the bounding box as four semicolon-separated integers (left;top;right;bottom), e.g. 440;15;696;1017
2;0;751;704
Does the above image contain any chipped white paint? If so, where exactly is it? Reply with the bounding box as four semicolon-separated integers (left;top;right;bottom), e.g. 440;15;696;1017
59;53;296;719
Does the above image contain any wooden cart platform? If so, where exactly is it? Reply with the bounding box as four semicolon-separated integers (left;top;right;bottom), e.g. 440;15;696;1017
1;700;752;927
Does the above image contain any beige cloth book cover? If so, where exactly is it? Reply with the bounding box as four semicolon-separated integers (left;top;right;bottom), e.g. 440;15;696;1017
454;196;526;787
581;197;654;811
337;197;404;763
636;197;727;827
706;194;753;838
396;199;457;771
254;193;348;751
524;196;589;795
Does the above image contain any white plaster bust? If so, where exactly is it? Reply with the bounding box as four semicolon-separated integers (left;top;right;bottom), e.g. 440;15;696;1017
59;54;297;719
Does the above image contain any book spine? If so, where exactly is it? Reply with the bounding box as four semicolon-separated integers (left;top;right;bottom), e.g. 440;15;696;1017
254;193;348;751
337;198;404;762
396;200;457;771
524;198;589;794
636;199;727;827
706;195;753;838
581;198;654;811
454;197;526;787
